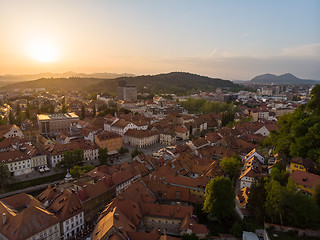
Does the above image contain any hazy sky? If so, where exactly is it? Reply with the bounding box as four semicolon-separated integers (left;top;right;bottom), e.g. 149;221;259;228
1;0;319;80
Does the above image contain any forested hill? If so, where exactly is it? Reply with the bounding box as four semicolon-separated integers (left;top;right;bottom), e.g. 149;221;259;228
1;77;105;91
2;72;241;94
87;72;240;94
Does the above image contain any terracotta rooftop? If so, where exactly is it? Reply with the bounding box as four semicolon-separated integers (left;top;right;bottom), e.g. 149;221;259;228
0;193;60;240
124;129;158;138
0;203;60;240
92;207;136;240
290;170;320;189
96;131;122;141
47;189;83;221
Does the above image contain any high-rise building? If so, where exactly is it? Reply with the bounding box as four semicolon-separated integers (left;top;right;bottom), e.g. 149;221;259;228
116;81;137;100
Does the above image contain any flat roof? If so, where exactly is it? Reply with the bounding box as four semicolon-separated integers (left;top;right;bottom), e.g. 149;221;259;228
37;113;79;121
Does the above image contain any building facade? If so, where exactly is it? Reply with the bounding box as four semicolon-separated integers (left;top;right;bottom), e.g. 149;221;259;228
37;113;79;137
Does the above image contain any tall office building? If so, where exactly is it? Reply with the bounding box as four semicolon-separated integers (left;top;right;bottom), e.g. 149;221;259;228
116;81;137;100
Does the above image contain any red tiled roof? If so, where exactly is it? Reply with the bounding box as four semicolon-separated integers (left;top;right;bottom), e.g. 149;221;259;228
290;170;320;189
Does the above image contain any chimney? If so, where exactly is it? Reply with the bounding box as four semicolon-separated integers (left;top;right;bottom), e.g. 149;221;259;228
2;213;7;225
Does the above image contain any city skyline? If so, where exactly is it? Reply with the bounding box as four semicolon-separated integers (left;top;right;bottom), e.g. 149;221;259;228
1;0;319;80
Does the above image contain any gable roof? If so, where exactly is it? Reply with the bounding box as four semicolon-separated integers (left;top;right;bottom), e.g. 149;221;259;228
0;194;60;240
290;170;320;189
47;189;83;221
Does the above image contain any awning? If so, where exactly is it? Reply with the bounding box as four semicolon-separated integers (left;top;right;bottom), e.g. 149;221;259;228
107;150;118;155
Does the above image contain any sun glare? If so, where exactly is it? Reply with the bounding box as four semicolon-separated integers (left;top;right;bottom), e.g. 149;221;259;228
28;40;59;62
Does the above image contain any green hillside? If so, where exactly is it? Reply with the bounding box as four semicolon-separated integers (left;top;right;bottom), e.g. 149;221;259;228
2;77;105;91
87;72;240;94
2;72;240;94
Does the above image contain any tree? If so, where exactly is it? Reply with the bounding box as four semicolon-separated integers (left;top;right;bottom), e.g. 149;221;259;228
98;148;109;165
49;103;55;114
9;111;14;124
26;104;30;120
313;183;320;208
62;102;67;113
247;177;266;224
220;155;242;182
81;103;85;120
92;105;96;117
203;176;235;221
70;166;84;179
61;97;67;113
83;164;95;173
182;233;199;240
119;147;129;154
230;222;242;238
16;104;21;115
0;163;11;188
58;149;84;169
0;116;5;125
221;111;234;127
308;84;320;114
131;146;142;159
108;100;117;108
263;97;320;163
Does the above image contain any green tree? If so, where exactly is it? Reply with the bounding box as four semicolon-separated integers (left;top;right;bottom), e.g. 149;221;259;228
0;163;11;188
263;98;320;163
61;97;67;113
131;146;142;159
220;155;242;182
81;103;85;120
182;233;199;240
9;111;14;124
16;104;21;115
265;178;283;224
119;147;129;154
62;102;67;113
308;84;320;114
98;148;109;165
313;183;320;208
49;103;55;114
26;105;30;119
58;149;84;169
108;100;117;108
247;177;266;224
221;111;234;126
92;105;96;117
203;176;235;221
230;222;242;238
70;166;84;179
0;116;5;125
83;164;95;173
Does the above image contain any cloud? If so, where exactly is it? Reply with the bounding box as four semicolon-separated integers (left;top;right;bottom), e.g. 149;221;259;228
280;43;320;57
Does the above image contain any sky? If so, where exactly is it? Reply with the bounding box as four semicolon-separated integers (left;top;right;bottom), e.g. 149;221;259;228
1;0;319;80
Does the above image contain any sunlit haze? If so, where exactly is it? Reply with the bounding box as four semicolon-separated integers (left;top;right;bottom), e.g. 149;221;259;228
1;0;319;79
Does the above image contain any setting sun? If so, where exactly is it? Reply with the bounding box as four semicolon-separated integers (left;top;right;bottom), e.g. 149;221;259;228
28;40;59;62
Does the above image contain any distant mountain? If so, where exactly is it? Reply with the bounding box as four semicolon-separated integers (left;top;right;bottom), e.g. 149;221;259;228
250;73;320;85
86;72;240;94
2;77;106;91
0;72;135;83
1;72;241;94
